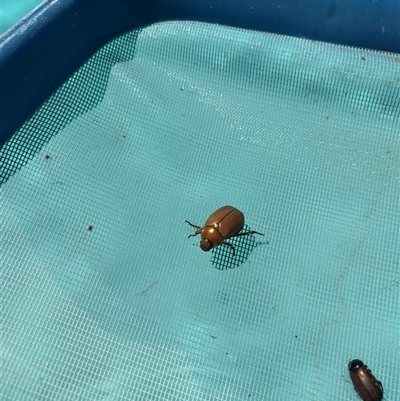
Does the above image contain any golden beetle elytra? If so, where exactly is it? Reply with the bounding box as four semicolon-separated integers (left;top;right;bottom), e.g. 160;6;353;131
185;206;264;256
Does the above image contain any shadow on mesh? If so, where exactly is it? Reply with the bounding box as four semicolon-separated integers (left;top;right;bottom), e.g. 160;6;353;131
211;224;266;270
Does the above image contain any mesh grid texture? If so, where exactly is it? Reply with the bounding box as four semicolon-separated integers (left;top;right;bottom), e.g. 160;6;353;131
2;22;399;400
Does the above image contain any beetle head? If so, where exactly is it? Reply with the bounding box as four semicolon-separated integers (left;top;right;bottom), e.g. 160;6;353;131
348;360;363;372
200;238;213;252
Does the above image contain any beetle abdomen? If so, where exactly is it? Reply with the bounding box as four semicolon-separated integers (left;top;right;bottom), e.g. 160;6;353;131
205;206;244;239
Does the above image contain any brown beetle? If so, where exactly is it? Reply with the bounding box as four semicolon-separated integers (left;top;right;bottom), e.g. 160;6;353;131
348;359;383;401
185;206;264;256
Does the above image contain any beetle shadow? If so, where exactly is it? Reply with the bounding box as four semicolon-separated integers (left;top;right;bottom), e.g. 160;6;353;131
211;224;267;270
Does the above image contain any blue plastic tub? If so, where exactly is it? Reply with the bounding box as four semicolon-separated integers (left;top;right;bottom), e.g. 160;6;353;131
1;0;399;144
1;2;399;401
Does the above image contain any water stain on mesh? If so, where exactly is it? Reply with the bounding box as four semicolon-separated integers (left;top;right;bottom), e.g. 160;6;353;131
211;224;266;270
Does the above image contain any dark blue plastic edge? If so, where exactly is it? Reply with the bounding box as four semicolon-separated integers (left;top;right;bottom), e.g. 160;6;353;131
1;0;399;146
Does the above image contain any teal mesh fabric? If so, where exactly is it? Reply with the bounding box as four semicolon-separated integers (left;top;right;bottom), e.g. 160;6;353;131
2;22;399;400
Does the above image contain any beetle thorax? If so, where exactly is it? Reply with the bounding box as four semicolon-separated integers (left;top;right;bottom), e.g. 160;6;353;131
201;226;224;246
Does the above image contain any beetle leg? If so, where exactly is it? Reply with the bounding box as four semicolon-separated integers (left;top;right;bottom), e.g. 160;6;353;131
233;230;264;237
185;221;203;238
187;230;201;239
222;241;236;256
185;220;202;230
